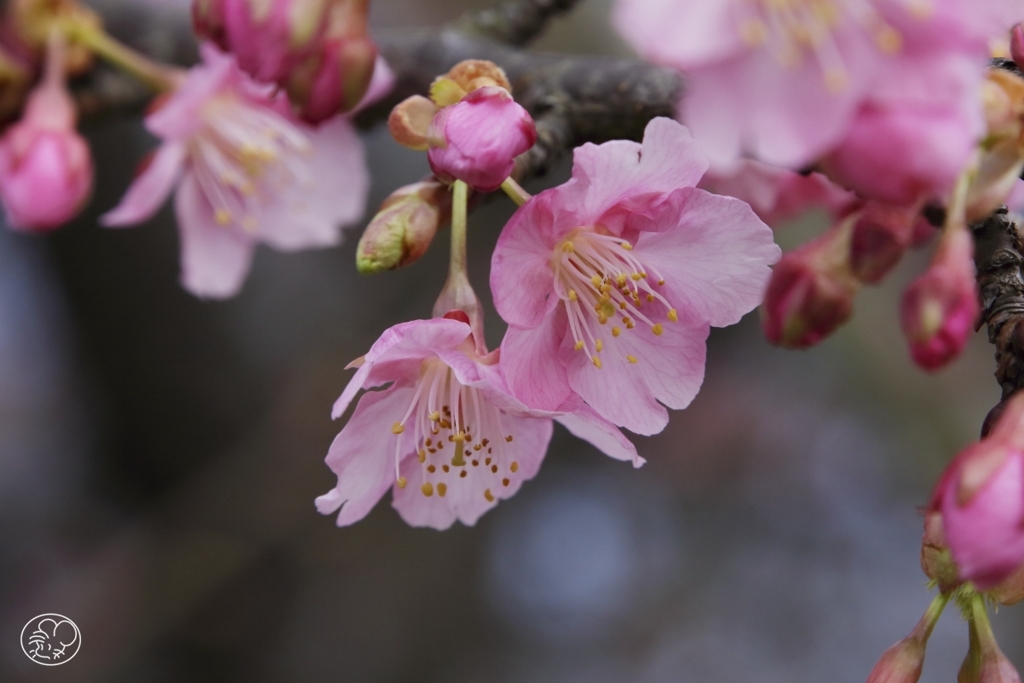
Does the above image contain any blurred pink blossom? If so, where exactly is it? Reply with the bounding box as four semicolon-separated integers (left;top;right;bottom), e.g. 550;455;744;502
316;316;641;529
935;392;1024;590
101;44;369;299
427;85;536;192
0;46;92;231
490;118;779;435
613;0;1016;183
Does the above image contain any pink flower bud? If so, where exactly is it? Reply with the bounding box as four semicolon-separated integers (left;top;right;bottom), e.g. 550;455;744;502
865;594;946;683
761;217;859;349
1012;24;1024;72
426;86;536;192
0;68;92;231
288;33;377;124
900;227;978;371
850;202;918;284
920;510;962;593
356;178;451;273
959;598;1022;683
934;392;1024;590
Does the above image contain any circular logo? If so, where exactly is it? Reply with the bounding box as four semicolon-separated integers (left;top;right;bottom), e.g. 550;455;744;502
20;614;81;666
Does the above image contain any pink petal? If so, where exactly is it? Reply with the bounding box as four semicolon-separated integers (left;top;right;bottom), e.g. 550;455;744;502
554;396;644;467
148;45;238;140
257;117;369;251
100;142;185;227
174;171;256;299
499;313;573;412
392;412;553;528
562;317;709;436
634;187;780;327
331;318;473;419
613;0;745;66
316;386;415;526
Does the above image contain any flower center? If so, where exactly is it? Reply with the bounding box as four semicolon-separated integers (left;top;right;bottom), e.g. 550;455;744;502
191;95;313;229
551;229;678;368
737;0;927;91
390;359;519;501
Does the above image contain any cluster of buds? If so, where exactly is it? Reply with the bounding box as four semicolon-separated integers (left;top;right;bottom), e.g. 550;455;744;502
193;0;377;123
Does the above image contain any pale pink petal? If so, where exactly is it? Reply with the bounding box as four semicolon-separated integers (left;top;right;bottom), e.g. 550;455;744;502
490;190;569;328
1008;179;1024;213
256;117;369;251
570;118;709;232
101;142;185;227
633;188;780;327
175;171;256;299
613;0;745;66
148;45;238;140
392;412;552;527
499;315;573;411
316;386;415;526
390;456;458;530
351;55;395;114
554;396;644;467
562;317;708;435
331;318;472;419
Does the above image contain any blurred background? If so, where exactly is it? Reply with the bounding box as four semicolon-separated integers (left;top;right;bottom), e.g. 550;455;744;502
1;0;1022;681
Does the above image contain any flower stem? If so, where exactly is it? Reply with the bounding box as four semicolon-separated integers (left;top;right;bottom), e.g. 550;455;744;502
501;177;532;206
61;19;181;92
433;180;486;352
912;592;949;643
450;179;469;277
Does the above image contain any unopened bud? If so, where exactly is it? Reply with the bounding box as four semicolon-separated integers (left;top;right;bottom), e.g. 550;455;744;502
1011;23;1024;72
761;215;860;348
850;202;918;283
900;226;978;371
288;33;377;123
865;594;947;683
959;597;1022;683
989;562;1024;606
356;179;451;273
920;510;962;592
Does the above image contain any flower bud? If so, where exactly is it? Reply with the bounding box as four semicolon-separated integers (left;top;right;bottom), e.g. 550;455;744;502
761;215;860;348
989;562;1024;606
1011;23;1024;72
850;202;918;284
935;392;1024;590
864;594;947;683
900;226;978;371
427;86;536;192
287;32;377;124
920;510;962;593
958;598;1022;683
0;44;92;231
356;179;451;273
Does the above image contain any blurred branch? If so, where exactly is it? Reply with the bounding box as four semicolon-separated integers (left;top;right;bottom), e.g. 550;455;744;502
455;0;582;47
973;207;1024;436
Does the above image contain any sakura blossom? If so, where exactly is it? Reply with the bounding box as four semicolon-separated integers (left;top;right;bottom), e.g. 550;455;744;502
316;316;640;529
490;117;780;435
101;44;372;298
612;0;1017;181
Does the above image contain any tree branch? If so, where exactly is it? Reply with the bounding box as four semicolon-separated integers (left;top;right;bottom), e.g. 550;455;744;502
455;0;583;47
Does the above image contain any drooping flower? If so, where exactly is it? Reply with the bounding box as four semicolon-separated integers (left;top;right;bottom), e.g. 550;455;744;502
101;44;373;299
613;0;1016;181
933;391;1024;590
0;34;92;231
490;117;780;435
316;316;641;529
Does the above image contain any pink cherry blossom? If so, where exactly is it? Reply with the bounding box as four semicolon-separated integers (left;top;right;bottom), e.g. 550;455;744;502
101;44;370;299
490;118;780;435
0;42;92;231
935;392;1024;590
613;0;1017;175
427;86;536;192
699;159;855;227
315;317;641;530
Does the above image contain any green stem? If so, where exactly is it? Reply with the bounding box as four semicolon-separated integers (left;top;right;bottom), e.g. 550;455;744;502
450;179;468;277
500;177;531;207
970;594;996;646
61;19;181;92
913;592;950;643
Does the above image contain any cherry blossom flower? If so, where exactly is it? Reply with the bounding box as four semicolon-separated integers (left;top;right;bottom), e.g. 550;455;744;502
490;118;780;435
613;0;1017;176
101;44;372;298
316;316;641;529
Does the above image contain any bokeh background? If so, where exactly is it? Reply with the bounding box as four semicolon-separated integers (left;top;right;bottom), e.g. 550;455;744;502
1;1;1022;681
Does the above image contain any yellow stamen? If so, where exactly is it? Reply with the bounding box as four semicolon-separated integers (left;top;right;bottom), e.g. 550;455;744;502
397;476;408;489
652;323;664;336
421;482;434;497
484;489;495;502
612;327;621;337
592;356;602;369
437;483;447;497
667;309;678;322
510;461;519;472
627;354;638;364
391;422;405;434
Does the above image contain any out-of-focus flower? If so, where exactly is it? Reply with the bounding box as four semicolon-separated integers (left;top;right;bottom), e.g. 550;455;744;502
762;213;860;348
390;59;536;192
698;159;855;227
490;118;779;435
933;391;1024;590
194;0;378;122
427;86;536;192
316;316;641;529
613;0;1015;177
958;596;1022;683
900;225;978;370
966;67;1024;222
101;44;369;299
356;177;451;273
0;35;92;231
849;201;919;283
1011;23;1024;70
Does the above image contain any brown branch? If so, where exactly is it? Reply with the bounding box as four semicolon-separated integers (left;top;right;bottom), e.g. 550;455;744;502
455;0;583;47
